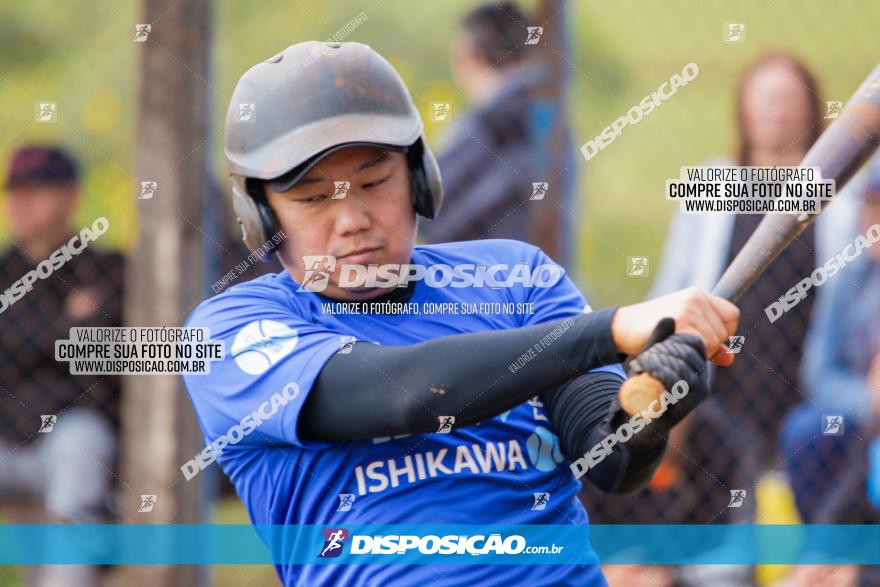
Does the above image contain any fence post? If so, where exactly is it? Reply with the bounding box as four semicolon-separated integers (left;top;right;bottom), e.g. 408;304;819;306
123;0;212;585
529;0;571;265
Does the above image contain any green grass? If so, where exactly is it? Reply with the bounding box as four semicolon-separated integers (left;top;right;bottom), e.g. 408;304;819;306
206;498;279;587
0;500;278;587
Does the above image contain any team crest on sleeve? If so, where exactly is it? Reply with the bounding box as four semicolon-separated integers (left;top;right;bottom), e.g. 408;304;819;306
526;426;564;472
231;319;298;375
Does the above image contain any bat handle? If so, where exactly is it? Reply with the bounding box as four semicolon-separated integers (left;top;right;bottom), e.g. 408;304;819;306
617;317;677;417
618;283;741;417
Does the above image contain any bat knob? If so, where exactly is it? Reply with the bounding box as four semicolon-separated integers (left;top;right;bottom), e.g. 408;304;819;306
619;372;667;417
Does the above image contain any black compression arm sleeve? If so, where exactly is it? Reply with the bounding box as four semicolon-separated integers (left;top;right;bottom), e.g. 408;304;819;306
541;371;667;494
300;308;624;442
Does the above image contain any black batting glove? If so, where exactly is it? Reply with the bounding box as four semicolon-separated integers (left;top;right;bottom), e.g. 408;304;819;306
625;317;709;433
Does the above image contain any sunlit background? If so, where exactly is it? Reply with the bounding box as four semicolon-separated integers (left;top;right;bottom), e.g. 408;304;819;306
1;1;879;584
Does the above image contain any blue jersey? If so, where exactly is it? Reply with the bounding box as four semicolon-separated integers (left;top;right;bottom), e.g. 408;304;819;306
183;239;622;586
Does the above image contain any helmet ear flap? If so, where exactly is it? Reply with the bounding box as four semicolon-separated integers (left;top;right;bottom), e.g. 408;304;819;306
231;177;281;260
247;178;282;245
407;138;443;219
231;177;266;251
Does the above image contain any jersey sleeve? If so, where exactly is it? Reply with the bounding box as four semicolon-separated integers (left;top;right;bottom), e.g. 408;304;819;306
518;243;626;379
182;282;349;450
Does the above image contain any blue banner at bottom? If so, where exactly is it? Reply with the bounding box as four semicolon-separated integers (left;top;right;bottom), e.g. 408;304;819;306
0;524;877;565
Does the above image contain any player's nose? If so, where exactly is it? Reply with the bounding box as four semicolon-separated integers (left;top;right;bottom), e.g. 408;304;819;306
334;196;372;236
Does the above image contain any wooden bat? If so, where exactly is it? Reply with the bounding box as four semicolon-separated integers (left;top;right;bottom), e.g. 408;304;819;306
620;64;880;418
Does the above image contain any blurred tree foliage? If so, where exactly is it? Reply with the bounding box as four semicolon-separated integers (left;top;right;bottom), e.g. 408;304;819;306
1;0;879;308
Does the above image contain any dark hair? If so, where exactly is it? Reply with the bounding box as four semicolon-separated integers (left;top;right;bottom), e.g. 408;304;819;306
735;53;824;165
460;1;528;69
5;145;79;189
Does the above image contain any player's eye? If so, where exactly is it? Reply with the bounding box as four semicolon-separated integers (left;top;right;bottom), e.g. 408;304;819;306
362;174;391;190
298;194;328;204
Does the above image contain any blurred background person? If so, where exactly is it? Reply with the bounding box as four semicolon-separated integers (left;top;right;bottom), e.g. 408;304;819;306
775;158;880;587
597;52;862;587
418;0;579;269
0;145;123;587
779;157;880;526
650;53;858;464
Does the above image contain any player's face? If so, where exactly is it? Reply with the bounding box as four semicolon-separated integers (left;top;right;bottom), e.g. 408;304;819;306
742;64;813;155
450;30;483;102
862;194;880;261
265;145;417;301
5;183;79;244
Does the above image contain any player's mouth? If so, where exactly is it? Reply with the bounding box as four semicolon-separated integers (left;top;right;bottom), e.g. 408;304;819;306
337;246;382;265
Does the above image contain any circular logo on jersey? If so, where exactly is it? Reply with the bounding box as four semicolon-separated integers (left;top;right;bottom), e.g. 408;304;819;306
231;320;298;375
526;426;563;472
